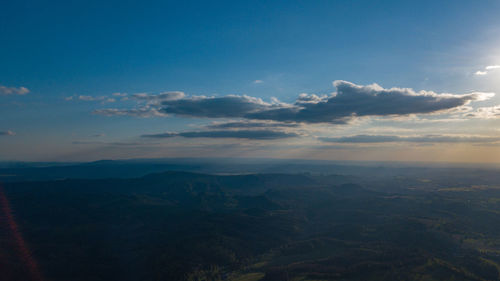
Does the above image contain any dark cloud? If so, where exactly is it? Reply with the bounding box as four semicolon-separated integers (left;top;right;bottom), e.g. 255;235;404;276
0;85;29;95
320;134;500;144
249;81;493;123
142;130;299;140
160;95;275;118
206;121;299;129
0;130;15;136
95;81;494;124
94;95;273;118
72;141;149;146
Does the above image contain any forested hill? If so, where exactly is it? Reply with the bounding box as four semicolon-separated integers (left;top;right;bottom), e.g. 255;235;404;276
2;171;500;280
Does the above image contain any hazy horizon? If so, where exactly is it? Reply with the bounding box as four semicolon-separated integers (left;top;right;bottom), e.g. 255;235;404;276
4;156;500;171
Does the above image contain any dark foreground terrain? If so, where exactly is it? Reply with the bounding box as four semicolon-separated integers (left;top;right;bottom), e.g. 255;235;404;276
2;161;500;280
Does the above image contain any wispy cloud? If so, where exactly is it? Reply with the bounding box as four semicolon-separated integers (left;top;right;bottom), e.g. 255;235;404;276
65;94;118;103
253;80;264;84
320;134;500;144
93;106;167;118
69;91;189;105
475;65;500;76
465;106;500;119
112;92;127;97
78;95;116;103
78;95;99;101
72;140;148;146
0;85;29;96
132;91;185;103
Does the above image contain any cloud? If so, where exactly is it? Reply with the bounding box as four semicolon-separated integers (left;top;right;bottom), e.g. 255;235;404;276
96;94;277;119
78;95;97;101
253;80;264;84
486;65;500;70
206;121;299;129
132;91;185;103
160;95;277;118
0;85;29;95
0;130;15;136
64;95;117;102
296;93;328;104
465;106;500;119
77;95;116;102
248;80;493;123
142;129;299;140
72;141;147;146
93;106;167;118
320;134;500;144
95;81;494;124
475;65;500;76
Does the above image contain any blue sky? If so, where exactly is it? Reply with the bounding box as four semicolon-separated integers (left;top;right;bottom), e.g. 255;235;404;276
2;0;500;162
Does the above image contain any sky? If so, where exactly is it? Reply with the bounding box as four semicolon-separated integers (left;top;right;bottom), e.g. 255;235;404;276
2;0;500;163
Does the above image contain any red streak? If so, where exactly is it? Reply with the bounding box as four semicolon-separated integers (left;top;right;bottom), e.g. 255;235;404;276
0;184;45;281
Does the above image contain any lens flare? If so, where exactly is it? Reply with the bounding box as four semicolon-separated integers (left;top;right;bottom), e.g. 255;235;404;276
0;184;45;281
